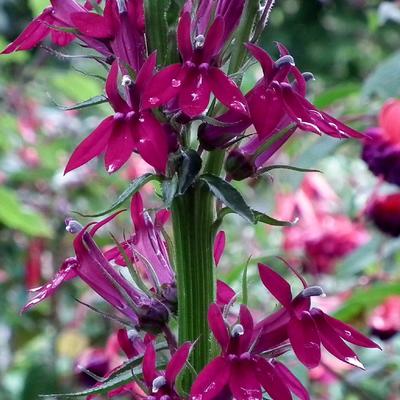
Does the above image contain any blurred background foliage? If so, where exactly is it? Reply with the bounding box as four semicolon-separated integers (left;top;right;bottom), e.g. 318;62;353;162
1;0;400;399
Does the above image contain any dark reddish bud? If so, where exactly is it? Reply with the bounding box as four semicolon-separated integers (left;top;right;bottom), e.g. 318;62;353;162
366;193;400;237
225;150;256;181
160;283;177;314
75;348;110;386
137;300;169;335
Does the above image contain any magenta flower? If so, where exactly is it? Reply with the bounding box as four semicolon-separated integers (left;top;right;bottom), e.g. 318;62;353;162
200;43;363;180
190;304;309;400
65;55;169;175
142;341;192;399
142;11;248;118
255;263;380;369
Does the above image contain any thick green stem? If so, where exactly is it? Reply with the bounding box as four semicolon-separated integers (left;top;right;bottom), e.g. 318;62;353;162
172;184;215;389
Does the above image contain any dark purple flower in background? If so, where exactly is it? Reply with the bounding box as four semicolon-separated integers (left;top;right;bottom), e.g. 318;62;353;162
366;192;400;237
362;99;400;187
142;10;248;118
65;55;169;175
190;304;310;400
200;43;363;180
142;341;192;399
255;264;380;369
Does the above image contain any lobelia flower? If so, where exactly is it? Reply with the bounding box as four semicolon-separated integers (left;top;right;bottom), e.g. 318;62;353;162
255;263;380;370
368;296;400;340
22;197;175;334
64;55;169;175
142;9;248;118
199;44;363;180
365;192;400;237
362;99;400;187
190;304;310;400
141;341;192;399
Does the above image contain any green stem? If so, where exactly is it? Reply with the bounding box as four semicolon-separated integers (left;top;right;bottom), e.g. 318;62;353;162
171;184;215;389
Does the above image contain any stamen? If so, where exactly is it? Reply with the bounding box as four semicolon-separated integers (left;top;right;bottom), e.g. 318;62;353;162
65;219;83;234
194;34;205;49
301;286;325;298
276;55;295;68
116;0;127;13
152;376;167;392
231;324;245;337
303;72;315;82
121;75;132;86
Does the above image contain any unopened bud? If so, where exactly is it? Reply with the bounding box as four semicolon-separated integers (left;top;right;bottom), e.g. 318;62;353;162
225;150;256;181
65;219;83;234
138;300;169;334
121;75;132;86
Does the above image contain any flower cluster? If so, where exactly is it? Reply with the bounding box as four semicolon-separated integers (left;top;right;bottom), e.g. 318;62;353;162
3;0;380;399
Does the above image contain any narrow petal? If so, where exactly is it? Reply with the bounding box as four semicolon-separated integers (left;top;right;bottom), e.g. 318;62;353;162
1;8;53;54
135;52;157;94
288;312;321;369
311;309;366;369
70;12;113;38
258;263;292;308
273;361;310;400
177;12;193;61
216;280;236;307
179;70;211;117
22;258;78;312
239;305;254;353
106;61;130;113
208;67;249;115
202;16;225;61
50;29;74;46
135;111;169;173
130;192;146;230
143;342;158;387
64;116;114;174
229;361;262;400
323;312;381;349
245;43;275;80
117;328;140;359
165;342;192;385
255;357;292;400
141;64;183;110
104;121;135;174
213;231;226;266
208;303;230;351
190;356;231;400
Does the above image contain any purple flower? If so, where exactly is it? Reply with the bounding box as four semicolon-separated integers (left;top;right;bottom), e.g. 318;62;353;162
142;11;248;118
190;304;310;400
255;263;380;369
142;341;192;399
200;43;363;180
64;55;169;175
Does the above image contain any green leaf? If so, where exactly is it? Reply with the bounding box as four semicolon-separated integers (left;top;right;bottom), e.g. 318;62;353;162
253;210;294;227
200;174;255;223
144;0;170;65
52;95;108;111
334;282;400;322
0;187;53;237
177;150;202;195
79;174;160;217
362;51;400;99
258;165;321;174
162;175;179;208
313;82;360;109
242;257;251;306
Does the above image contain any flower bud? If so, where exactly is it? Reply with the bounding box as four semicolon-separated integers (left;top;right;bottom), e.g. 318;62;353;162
137;300;169;335
160;283;178;314
225;150;256;181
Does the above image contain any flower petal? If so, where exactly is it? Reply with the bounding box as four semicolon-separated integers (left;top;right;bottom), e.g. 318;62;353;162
273;361;310;400
208;303;230;352
258;263;292;308
216;280;236;307
213;231;226;266
245;43;275;81
208;67;248;115
130;192;146;230
136;52;157;94
135;111;169;173
255;357;292;400
288;311;321;369
106;61;130;113
323;313;381;349
311;309;366;369
70;12;113;38
202;16;225;61
190;356;231;400
179;70;211;117
177;12;193;62
142;64;183;110
104;120;135;174
143;342;158;387
229;360;262;400
64;116;114;174
1;8;53;54
165;342;192;385
239;305;254;353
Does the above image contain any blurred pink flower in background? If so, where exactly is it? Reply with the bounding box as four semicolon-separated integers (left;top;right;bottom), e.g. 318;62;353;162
368;296;400;340
276;173;369;274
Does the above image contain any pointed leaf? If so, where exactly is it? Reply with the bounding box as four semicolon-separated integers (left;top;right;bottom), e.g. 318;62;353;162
177;149;203;195
162;175;179;208
253;210;294;227
53;95;108;111
200;174;255;223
